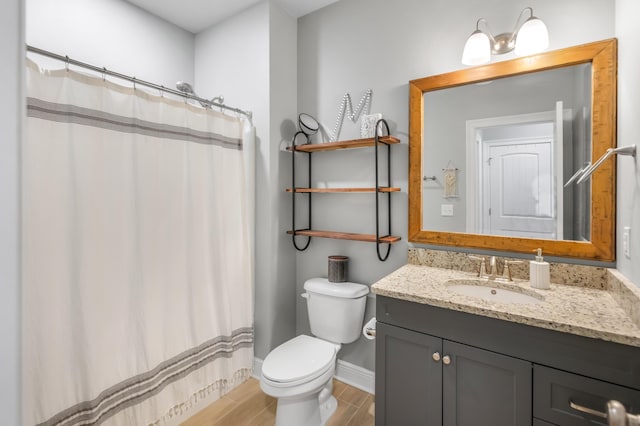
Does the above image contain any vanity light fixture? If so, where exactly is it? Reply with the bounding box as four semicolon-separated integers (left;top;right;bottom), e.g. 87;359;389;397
462;7;549;66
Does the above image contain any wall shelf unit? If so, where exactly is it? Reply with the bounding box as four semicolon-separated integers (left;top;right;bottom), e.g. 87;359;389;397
287;120;401;261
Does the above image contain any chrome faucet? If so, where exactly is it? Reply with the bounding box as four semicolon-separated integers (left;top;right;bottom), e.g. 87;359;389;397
487;256;497;280
469;255;497;279
469;255;522;282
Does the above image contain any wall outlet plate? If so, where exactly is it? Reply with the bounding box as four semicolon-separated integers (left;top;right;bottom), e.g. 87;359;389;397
441;204;454;217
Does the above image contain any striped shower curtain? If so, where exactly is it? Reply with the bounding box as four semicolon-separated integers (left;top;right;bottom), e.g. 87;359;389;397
23;60;255;425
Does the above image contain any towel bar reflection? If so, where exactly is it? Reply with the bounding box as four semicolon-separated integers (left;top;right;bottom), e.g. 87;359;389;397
564;162;591;187
576;145;636;184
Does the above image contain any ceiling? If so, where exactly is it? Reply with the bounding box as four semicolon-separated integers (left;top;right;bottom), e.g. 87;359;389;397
125;0;340;33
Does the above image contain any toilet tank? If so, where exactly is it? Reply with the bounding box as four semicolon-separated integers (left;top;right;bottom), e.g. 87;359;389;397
303;278;369;344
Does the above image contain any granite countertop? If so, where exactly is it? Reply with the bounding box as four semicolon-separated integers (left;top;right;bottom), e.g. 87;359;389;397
372;263;640;348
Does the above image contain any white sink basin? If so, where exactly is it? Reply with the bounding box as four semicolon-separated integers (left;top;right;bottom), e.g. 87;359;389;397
445;279;544;305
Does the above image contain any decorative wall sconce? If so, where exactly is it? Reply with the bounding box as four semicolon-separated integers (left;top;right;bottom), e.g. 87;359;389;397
462;7;549;66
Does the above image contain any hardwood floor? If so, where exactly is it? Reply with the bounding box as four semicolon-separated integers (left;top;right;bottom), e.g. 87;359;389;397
181;377;374;426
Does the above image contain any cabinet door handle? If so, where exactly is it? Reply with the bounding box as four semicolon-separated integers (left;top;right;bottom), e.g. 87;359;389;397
432;352;441;362
569;400;607;419
569;399;640;425
442;355;451;365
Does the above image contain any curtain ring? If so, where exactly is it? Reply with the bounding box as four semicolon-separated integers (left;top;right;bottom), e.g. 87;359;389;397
160;85;164;97
65;55;69;72
132;77;136;90
102;67;106;82
211;95;224;112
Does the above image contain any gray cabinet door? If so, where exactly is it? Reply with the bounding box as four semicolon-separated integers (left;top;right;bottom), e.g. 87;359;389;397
376;322;442;426
442;340;532;426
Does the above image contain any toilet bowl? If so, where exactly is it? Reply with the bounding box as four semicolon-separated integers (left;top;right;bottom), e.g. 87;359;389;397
259;278;369;426
260;335;339;425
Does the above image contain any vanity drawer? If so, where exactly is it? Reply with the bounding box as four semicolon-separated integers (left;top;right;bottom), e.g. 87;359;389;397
534;365;640;425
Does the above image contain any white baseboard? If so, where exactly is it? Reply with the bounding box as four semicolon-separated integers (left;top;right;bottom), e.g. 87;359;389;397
252;357;375;395
335;359;375;395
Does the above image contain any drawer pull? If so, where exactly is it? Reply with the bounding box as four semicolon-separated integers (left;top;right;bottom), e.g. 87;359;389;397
569;400;640;425
569;400;607;419
432;352;441;362
442;355;451;365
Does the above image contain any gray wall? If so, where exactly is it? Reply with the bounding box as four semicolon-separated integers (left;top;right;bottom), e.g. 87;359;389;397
0;0;23;423
26;0;195;88
268;1;299;356
195;0;298;360
616;0;640;285
297;0;615;371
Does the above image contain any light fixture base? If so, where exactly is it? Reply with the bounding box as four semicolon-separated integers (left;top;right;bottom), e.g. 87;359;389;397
491;33;515;55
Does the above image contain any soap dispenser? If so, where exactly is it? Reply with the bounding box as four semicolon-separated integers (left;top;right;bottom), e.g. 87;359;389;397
530;248;550;289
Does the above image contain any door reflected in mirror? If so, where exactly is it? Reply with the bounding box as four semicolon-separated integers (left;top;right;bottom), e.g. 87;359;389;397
422;64;592;242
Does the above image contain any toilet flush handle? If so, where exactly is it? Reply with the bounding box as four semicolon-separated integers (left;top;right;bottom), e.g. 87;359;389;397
301;293;309;299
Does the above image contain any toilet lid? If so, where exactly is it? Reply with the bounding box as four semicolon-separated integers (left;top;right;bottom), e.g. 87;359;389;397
262;335;336;383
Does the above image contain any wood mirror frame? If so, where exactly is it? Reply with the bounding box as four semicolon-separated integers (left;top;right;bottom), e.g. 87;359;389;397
408;39;617;261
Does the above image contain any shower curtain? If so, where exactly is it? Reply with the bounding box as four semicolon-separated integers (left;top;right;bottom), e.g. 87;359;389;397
23;60;255;426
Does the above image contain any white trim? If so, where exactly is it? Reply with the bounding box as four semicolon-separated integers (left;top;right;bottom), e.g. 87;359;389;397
335;359;375;395
253;357;375;395
466;110;561;234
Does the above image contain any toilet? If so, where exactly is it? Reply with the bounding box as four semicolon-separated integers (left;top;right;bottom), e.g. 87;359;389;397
260;277;369;426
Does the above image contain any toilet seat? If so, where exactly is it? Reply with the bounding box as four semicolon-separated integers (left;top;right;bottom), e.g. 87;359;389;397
262;335;336;387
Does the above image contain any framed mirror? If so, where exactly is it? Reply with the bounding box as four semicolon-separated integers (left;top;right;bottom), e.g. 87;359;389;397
409;39;617;261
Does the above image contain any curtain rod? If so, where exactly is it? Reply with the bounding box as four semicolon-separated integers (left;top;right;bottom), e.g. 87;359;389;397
26;45;252;120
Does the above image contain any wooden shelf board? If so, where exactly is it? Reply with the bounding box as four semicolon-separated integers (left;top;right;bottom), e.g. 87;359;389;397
287;135;400;152
287;229;401;244
286;187;400;193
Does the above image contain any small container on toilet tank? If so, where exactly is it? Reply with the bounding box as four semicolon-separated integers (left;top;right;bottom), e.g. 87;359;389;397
328;255;348;283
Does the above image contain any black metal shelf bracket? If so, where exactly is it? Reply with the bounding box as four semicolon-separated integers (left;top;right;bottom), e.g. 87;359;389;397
375;119;393;262
291;131;312;251
288;120;397;260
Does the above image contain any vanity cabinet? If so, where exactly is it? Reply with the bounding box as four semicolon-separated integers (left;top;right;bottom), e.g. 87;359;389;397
375;295;640;426
376;322;531;426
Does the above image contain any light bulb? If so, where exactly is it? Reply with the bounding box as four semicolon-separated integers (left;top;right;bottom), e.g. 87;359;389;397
462;30;491;65
514;17;549;56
